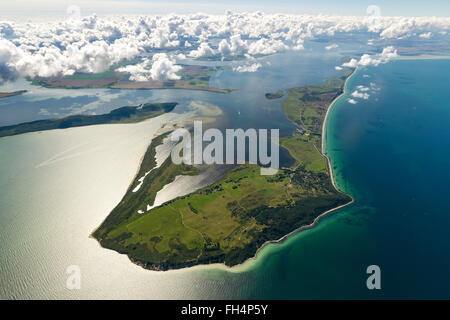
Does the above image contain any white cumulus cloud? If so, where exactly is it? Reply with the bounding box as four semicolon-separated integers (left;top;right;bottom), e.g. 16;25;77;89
188;42;216;58
117;53;181;81
325;43;338;50
233;63;262;72
419;32;432;39
342;46;398;69
351;90;370;100
0;12;448;81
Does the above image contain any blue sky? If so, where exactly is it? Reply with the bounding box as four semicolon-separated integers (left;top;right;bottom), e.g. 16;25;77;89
0;0;449;16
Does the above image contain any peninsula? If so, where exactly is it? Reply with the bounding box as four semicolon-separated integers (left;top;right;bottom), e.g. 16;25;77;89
0;90;27;99
92;69;354;270
0;102;177;138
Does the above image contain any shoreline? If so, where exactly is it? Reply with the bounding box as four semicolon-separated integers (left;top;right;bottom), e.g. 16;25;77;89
104;68;359;274
321;68;357;188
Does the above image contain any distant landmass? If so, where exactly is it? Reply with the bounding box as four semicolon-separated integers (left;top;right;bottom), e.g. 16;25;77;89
30;65;232;93
0;102;177;138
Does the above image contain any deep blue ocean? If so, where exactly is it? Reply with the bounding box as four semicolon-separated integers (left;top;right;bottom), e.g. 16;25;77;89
206;58;450;299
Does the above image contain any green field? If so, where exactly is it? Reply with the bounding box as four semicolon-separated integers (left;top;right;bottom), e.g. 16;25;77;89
93;70;354;270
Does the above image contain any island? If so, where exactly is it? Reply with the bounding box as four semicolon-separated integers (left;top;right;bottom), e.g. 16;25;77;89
265;90;284;100
92;69;355;270
0;102;177;138
30;65;232;93
0;90;27;99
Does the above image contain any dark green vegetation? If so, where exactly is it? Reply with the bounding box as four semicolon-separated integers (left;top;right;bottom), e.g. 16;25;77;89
0;102;177;138
30;65;232;93
0;90;27;99
265;90;284;100
93;70;354;270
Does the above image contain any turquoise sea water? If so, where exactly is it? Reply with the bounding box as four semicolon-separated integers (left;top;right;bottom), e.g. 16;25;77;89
0;55;449;299
204;58;450;299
